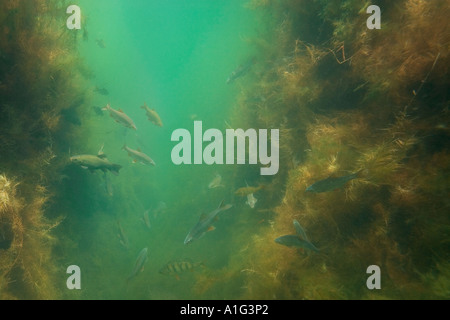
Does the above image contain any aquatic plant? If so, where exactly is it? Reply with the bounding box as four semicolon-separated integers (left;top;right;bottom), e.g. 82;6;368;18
232;0;450;300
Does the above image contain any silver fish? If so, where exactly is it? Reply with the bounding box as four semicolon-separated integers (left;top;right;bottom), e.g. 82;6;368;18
184;200;232;245
306;171;360;193
122;144;155;166
141;210;151;230
208;174;224;189
274;235;319;252
70;148;122;176
102;104;137;130
246;193;257;209
117;221;129;249
127;248;148;282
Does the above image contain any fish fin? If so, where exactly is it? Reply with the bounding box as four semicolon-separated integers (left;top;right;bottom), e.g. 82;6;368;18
133;159;138;163
137;147;142;152
218;199;225;209
97;154;107;159
110;164;122;176
81;166;88;169
140;266;144;273
207;226;216;232
122;144;127;150
199;212;208;222
118;109;124;113
175;274;180;281
115;120;120;123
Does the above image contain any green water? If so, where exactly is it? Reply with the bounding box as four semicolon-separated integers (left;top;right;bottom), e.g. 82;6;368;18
64;0;261;299
2;0;448;301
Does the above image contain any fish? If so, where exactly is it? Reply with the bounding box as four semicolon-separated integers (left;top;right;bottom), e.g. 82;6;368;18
274;235;319;252
92;106;104;116
117;221;129;249
96;39;106;48
141;102;163;127
208;174;224;189
70;147;122;176
141;210;151;230
153;201;167;218
122;144;155;166
102;104;137;130
184;200;232;245
293;219;309;242
234;184;264;197
127;248;148;282
246;193;257;209
226;57;256;84
94;86;109;96
305;171;360;193
103;172;113;197
159;260;205;280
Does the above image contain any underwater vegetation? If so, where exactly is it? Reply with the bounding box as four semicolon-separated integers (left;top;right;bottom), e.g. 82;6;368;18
222;0;449;299
0;0;88;299
0;0;448;301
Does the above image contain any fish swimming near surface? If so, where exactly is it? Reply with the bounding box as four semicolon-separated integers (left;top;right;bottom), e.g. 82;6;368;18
141;102;163;127
70;147;122;176
246;193;257;209
274;235;319;252
127;248;148;282
305;171;361;193
184;200;233;245
102;104;137;130
159;260;205;280
208;174;224;189
117;221;129;249
234;184;264;197
226;57;256;84
141;210;151;230
122;144;155;166
94;86;109;96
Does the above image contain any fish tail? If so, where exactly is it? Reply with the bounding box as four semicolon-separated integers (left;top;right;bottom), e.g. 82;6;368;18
110;164;122;176
101;104;110;111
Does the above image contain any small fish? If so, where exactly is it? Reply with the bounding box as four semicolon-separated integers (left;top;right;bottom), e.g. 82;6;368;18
293;219;309;242
208;174;224;189
117;221;129;249
70;147;122;176
92;106;104;116
83;27;89;41
274;235;319;252
96;39;106;49
305;171;360;193
103;172;113;197
153;201;167;218
227;57;256;84
184;200;232;245
234;184;264;197
102;104;137;130
246;193;257;209
141;102;163;127
94;86;109;96
141;210;151;230
159;260;205;280
122;144;155;166
127;248;148;282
